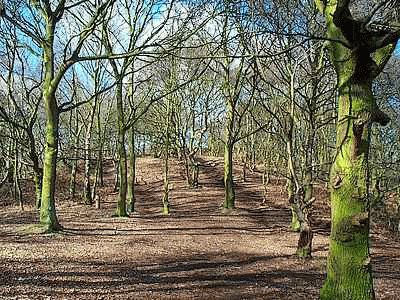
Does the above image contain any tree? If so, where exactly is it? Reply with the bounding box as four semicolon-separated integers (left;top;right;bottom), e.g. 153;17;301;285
314;0;400;298
1;0;114;231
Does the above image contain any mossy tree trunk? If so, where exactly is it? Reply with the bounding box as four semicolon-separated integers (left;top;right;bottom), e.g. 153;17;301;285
39;18;62;231
40;87;61;231
315;1;399;298
321;79;380;300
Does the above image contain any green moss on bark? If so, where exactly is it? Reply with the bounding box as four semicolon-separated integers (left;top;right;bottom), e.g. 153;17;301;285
321;84;375;300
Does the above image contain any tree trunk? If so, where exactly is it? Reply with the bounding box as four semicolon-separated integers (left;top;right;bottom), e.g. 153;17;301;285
296;220;313;258
82;102;96;205
40;89;61;231
162;92;172;215
321;81;383;299
13;138;23;211
223;95;235;209
0;141;14;189
223;141;235;209
39;28;61;231
127;127;136;213
287;175;300;232
69;123;82;199
315;1;397;297
162;154;170;215
296;116;316;258
115;81;128;217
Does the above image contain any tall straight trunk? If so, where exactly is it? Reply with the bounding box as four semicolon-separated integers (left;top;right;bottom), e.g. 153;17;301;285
13;137;23;211
82;101;97;205
115;80;128;217
96;103;105;188
69;116;82;199
39;25;61;231
286;69;301;232
321;80;383;299
40;90;61;231
162;93;172;215
127;127;136;213
91;159;100;202
262;160;270;205
162;153;170;215
223;100;235;209
223;142;235;209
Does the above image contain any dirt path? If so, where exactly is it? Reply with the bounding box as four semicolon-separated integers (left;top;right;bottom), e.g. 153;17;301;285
0;157;399;299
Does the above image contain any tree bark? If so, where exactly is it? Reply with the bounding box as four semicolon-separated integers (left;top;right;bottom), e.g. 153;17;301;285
321;81;380;299
39;20;61;231
315;0;397;297
127;126;136;213
223;141;235;209
40;89;61;231
223;92;235;209
115;80;128;217
82;101;97;205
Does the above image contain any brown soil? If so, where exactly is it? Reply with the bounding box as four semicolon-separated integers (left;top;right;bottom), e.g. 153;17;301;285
0;156;399;299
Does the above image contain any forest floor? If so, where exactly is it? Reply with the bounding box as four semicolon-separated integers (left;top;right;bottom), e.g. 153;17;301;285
0;156;399;300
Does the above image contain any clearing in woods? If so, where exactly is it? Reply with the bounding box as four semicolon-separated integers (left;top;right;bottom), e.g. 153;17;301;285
0;157;399;299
